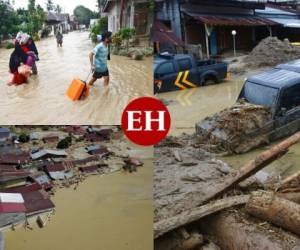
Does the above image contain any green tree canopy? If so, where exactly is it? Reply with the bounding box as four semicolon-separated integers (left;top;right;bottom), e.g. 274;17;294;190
74;5;96;27
46;0;54;11
0;0;20;41
55;4;62;14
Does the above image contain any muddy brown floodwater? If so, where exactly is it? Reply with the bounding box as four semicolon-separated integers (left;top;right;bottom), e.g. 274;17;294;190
0;31;152;124
4;160;153;250
159;75;300;177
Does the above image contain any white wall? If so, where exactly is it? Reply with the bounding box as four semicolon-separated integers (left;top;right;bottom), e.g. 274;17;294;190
107;3;120;33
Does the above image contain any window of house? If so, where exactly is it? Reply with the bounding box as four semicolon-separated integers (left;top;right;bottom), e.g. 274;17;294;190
177;59;192;71
156;62;175;75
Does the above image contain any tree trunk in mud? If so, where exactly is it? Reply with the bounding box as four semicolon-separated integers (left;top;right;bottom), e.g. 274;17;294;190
246;190;300;236
154;195;249;239
199;211;300;250
204;131;300;202
278;192;300;204
279;170;300;190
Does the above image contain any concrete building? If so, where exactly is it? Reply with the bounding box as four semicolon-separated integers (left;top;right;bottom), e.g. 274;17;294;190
103;0;152;37
154;0;278;57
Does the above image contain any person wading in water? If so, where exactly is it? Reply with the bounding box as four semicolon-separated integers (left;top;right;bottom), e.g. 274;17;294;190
88;31;112;87
56;31;63;47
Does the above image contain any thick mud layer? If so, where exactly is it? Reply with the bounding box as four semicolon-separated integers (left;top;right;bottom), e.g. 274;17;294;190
0;32;152;124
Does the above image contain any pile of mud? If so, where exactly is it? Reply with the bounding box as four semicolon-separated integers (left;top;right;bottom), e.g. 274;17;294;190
195;100;272;154
154;137;233;222
244;36;300;68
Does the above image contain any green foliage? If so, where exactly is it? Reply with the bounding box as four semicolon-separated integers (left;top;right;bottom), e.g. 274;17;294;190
148;0;155;11
55;4;62;14
96;0;106;9
90;16;108;43
119;27;135;41
19;133;30;143
120;27;135;50
74;5;96;27
111;32;122;49
46;0;54;11
0;0;21;42
5;41;14;49
57;138;71;149
41;26;51;38
26;2;45;38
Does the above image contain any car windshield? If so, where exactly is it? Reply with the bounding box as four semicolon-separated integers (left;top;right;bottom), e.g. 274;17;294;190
242;81;279;107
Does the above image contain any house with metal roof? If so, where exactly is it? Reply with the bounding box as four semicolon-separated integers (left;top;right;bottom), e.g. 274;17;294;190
155;0;282;57
30;149;67;160
255;4;300;42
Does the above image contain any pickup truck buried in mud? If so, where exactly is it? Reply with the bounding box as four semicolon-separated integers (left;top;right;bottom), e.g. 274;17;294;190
196;62;300;154
154;53;228;94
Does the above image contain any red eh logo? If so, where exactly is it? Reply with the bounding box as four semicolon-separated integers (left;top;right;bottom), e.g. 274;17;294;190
121;97;171;146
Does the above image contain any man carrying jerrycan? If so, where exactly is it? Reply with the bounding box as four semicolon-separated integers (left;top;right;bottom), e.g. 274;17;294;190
88;31;112;87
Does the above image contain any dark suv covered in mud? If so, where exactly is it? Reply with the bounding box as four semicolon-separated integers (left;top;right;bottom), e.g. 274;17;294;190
196;64;300;154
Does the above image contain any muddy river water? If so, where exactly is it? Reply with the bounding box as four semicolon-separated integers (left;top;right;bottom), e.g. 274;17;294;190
0;31;152;124
159;75;300;177
4;157;153;250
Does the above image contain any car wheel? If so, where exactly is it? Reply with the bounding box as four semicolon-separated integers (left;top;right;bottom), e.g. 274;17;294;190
203;77;217;86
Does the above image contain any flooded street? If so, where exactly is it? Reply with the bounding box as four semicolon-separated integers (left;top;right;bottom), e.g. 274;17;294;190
0;31;152;124
4;161;153;250
159;75;300;176
160;77;243;136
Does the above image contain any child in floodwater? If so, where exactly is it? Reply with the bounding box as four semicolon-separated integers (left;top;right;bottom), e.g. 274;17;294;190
88;31;112;87
56;31;63;47
8;32;39;85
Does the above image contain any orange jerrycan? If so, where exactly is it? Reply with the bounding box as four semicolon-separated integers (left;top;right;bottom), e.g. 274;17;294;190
66;71;92;101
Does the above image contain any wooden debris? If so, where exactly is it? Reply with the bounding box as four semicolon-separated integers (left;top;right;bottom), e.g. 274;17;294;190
155;228;204;250
173;149;182;162
246;190;300;236
199;211;300;250
154;195;249;238
279;170;300;190
202;131;300;203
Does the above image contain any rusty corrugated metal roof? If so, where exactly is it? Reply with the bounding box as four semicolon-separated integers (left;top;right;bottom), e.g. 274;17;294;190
3;183;42;194
22;191;55;214
185;13;279;26
0;152;30;165
152;20;184;46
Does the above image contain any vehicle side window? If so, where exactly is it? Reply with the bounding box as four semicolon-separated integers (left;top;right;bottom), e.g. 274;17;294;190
156;62;175;75
177;59;192;71
281;85;300;111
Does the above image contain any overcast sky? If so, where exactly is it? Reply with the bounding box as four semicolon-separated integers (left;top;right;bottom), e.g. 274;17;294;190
12;0;98;14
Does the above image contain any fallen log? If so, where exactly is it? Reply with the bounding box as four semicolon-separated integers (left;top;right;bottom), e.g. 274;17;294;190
203;131;300;203
279;170;300;190
246;190;300;236
278;192;300;204
154;229;204;250
154;195;249;238
155;191;300;238
198;211;300;250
